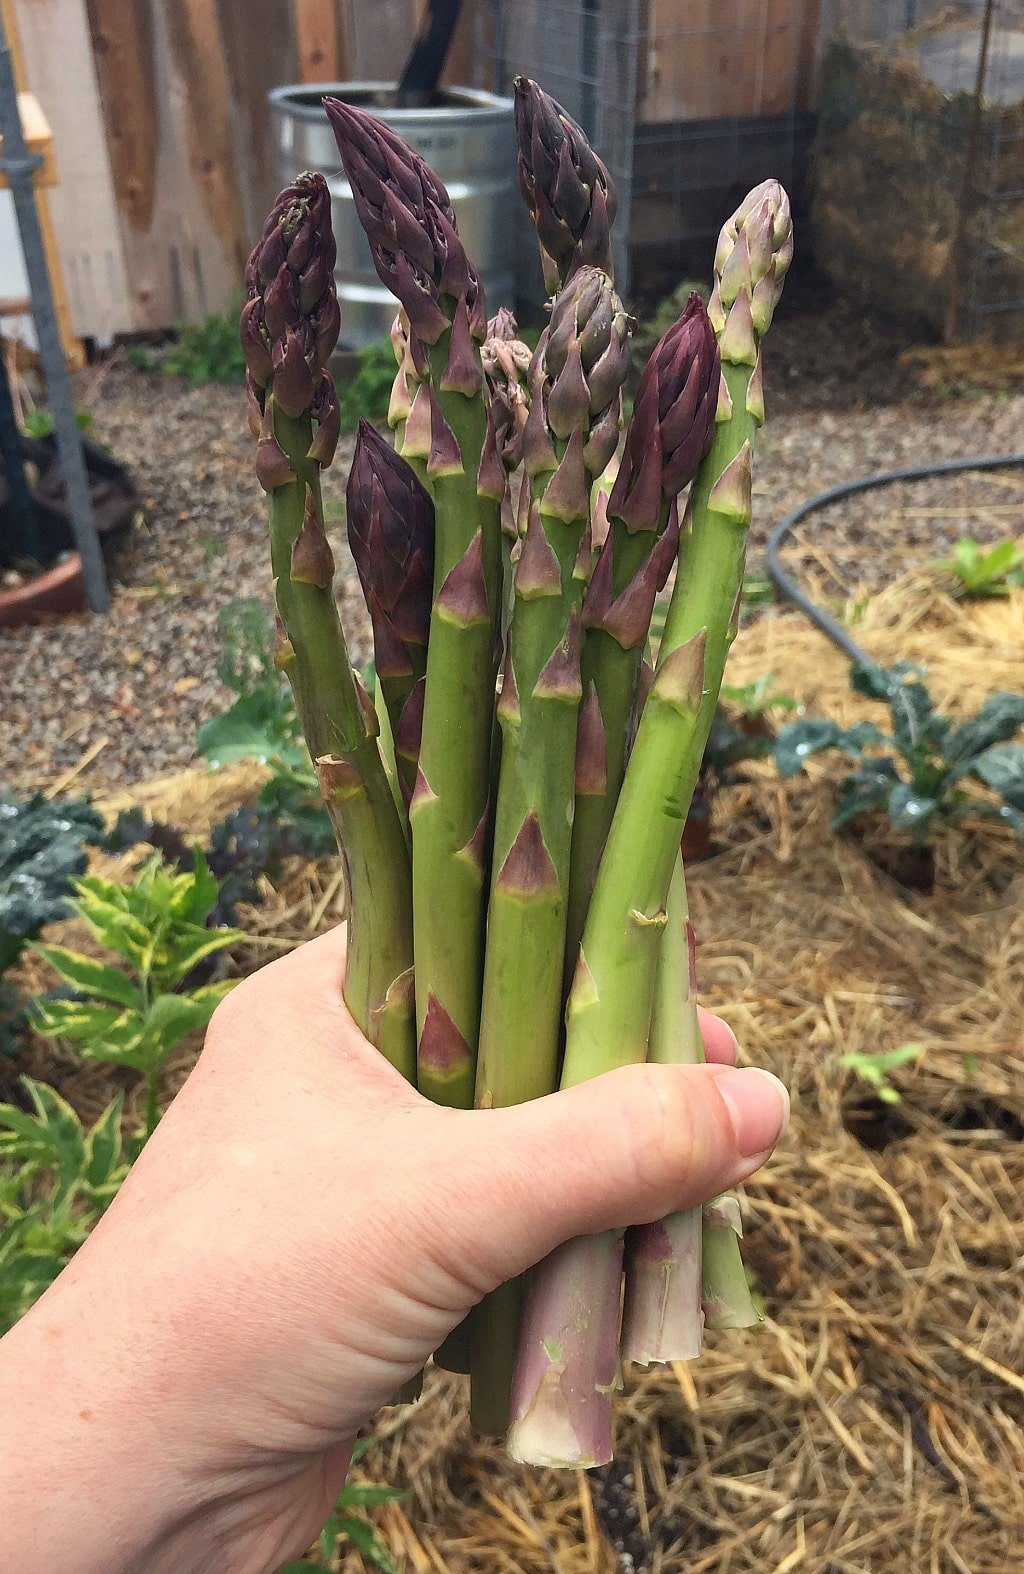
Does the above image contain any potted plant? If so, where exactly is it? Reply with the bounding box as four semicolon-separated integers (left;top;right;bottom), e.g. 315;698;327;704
0;420;140;628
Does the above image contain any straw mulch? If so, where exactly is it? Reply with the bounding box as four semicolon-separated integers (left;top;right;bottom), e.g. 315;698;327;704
21;580;1024;1572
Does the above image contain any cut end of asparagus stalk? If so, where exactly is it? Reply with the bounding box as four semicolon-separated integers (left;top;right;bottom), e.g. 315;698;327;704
506;1231;623;1469
701;1196;763;1330
620;1211;704;1366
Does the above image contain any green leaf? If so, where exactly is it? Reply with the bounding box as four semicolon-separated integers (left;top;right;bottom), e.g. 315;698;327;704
143;991;225;1056
197;686;306;771
951;536;981;577
830;764;899;828
83;1095;126;1189
972;742;1024;809
33;945;141;1008
774;719;885;777
30;999;131;1044
151;924;242;988
944;693;1024;767
337;1482;404;1508
335;1515;399;1574
887;782;939;833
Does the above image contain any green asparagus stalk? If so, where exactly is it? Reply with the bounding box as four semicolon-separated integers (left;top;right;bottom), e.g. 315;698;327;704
620;859;696;1361
471;267;631;1434
326;99;501;1114
347;419;435;808
566;295;720;984
241;173;415;1084
507;180;792;1468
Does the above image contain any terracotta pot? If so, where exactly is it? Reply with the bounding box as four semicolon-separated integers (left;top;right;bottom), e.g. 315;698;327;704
0;554;86;629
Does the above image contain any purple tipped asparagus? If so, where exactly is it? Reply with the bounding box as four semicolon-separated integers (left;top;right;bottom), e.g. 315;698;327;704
347;420;436;801
324;97;487;349
606;293;720;533
241;171;341;484
513;76;617;294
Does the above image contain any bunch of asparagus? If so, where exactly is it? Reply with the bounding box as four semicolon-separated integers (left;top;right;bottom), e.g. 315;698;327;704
240;77;791;1469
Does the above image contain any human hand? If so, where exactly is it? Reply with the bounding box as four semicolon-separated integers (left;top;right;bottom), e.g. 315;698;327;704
0;925;787;1574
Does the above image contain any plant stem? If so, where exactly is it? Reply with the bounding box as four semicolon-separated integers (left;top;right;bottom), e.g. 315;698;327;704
565;502;671;989
270;406;416;1083
409;332;500;1111
620;856;705;1364
508;359;760;1467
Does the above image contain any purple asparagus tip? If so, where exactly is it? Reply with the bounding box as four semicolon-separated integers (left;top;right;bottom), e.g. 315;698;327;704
347;419;436;676
324;97;487;347
608;293;720;532
241;171;341;470
513;76;617;294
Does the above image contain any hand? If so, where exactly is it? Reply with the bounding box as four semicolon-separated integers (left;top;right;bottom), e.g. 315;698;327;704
0;925;788;1574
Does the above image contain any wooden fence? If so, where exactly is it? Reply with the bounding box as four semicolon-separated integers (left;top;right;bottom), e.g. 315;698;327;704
8;0;492;338
8;0;820;339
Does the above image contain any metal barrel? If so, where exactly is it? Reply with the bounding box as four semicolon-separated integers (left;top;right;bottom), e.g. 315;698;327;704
269;83;516;349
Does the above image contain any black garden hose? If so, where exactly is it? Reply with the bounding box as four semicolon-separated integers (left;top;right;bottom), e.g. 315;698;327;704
764;452;1024;665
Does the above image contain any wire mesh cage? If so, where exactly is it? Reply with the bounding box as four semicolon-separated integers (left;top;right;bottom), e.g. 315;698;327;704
492;0;819;305
815;0;1024;339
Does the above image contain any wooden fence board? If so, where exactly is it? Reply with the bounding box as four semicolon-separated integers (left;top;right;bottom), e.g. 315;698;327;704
14;0;130;340
216;0;296;247
293;0;342;81
639;0;821;123
83;0;158;233
164;0;248;276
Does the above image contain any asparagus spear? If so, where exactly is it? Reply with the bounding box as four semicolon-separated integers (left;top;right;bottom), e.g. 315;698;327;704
325;100;501;1114
513;75;616;294
481;309;531;638
566;295;720;983
347;420;435;808
508;182;792;1468
241;173;415;1084
471;267;631;1433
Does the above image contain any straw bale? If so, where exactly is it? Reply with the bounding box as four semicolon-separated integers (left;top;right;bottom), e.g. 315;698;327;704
813;27;1024;339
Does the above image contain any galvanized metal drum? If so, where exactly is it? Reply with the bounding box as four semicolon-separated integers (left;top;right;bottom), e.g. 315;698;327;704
269;83;516;349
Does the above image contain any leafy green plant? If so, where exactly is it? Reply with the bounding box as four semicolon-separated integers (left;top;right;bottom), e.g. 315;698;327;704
0;793;105;1054
838;1043;923;1104
20;408;93;439
337;340;396;433
775;663;1024;844
0;1079;131;1333
282;1440;402;1573
106;801;320;925
128;311;247;386
197;599;334;856
32;854;241;1136
719;673;799;721
935;536;1024;598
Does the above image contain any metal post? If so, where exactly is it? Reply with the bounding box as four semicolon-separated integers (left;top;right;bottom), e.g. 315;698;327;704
0;15;108;611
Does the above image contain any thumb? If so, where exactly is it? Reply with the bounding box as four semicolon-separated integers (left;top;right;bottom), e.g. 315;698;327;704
442;1063;788;1295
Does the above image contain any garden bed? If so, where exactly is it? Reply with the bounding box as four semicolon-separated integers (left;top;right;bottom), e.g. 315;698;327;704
14;577;1022;1571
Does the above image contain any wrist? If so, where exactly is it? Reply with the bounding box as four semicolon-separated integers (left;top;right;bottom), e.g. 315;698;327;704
0;1294;196;1573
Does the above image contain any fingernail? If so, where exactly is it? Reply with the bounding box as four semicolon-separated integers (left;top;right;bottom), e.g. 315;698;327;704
714;1068;790;1157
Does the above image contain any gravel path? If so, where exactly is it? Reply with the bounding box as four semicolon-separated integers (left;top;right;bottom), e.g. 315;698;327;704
3;293;1023;797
